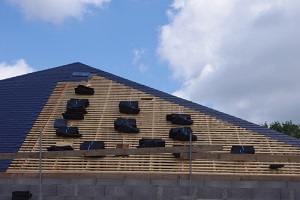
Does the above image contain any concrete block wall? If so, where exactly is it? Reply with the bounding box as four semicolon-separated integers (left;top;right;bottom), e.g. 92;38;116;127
0;178;299;200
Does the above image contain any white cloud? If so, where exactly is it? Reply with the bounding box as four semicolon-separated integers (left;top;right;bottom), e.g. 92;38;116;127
0;59;35;80
138;63;148;74
8;0;111;24
158;0;300;124
133;48;148;73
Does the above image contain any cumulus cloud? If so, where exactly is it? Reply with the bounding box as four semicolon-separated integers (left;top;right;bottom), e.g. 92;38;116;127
0;59;35;80
133;48;148;73
158;0;300;124
8;0;111;24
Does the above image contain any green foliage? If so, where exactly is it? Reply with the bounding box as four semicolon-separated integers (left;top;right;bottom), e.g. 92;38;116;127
263;120;300;138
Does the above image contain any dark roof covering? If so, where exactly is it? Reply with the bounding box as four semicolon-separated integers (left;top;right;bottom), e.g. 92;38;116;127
1;62;299;172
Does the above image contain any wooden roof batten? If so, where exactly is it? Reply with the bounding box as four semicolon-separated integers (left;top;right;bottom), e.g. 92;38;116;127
4;74;300;181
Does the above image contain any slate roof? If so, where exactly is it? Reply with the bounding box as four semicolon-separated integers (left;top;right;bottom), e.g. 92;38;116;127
1;62;300;172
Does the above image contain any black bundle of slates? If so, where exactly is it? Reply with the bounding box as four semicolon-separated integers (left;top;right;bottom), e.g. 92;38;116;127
12;191;32;200
62;111;84;120
138;138;165;148
56;126;82;137
62;99;89;120
166;113;193;125
169;127;197;141
54;119;68;128
80;141;105;157
269;164;284;169
75;85;94;95
114;118;140;133
230;145;255;154
68;98;89;107
119;101;140;114
47;145;74;151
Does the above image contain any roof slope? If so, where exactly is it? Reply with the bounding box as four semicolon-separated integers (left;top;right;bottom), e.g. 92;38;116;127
0;63;95;171
1;62;300;174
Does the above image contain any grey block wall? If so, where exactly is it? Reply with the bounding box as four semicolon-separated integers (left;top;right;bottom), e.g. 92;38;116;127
0;178;299;200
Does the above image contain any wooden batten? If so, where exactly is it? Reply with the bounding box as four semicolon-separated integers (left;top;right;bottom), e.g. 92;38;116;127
5;75;300;180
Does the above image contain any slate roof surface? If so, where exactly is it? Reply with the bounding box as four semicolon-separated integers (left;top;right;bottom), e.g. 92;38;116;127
1;62;299;172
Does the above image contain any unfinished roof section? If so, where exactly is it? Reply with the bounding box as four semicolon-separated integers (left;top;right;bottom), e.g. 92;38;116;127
4;74;300;180
1;62;300;180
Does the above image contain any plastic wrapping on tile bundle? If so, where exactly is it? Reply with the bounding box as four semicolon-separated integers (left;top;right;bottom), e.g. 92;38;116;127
12;191;32;200
47;145;74;151
75;85;94;95
169;127;197;141
62;98;89;119
166;113;193;125
62;111;84;120
119;101;140;114
269;164;284;169
56;126;82;137
54;119;68;128
230;145;255;154
114;118;140;133
138;138;165;148
80;141;105;158
67;98;89;108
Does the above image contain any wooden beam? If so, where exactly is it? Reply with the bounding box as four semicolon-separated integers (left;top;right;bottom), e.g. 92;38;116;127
180;152;300;162
0;145;223;160
1;172;300;182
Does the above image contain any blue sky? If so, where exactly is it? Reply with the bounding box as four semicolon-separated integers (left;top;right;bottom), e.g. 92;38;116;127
1;0;300;125
0;0;177;92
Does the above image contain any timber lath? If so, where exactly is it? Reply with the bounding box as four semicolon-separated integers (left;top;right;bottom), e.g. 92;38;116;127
7;75;300;180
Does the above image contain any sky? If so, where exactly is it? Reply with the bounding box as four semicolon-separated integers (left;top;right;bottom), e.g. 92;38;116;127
1;0;300;125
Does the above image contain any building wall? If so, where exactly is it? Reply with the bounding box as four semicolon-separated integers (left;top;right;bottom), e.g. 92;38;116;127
0;178;299;200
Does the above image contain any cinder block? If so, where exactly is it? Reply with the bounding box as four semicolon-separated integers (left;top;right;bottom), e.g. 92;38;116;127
162;186;190;198
197;187;223;199
173;196;195;200
132;185;158;197
57;184;77;196
0;179;14;184
253;188;281;200
151;179;178;186
30;184;57;196
43;197;67;200
294;189;300;200
105;185;132;197
259;181;287;188
287;182;300;189
197;187;213;199
15;179;40;185
43;196;65;200
1;184;30;196
227;188;253;200
69;179;96;185
124;179;150;186
99;197;122;200
28;195;38;200
231;181;259;188
205;180;231;188
1;196;13;200
280;188;294;200
65;197;94;200
97;178;123;186
178;180;204;187
43;179;69;185
101;197;133;200
77;185;104;197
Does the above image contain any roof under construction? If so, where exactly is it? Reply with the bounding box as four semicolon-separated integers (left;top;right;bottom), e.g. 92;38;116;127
1;62;300;181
